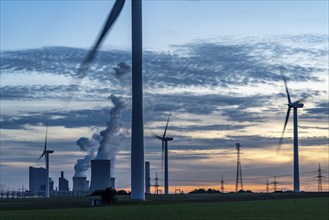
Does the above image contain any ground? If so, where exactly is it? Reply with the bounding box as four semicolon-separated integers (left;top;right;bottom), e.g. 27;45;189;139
0;192;328;220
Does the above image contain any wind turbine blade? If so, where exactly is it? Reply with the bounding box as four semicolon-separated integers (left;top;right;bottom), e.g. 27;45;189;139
37;152;46;163
277;107;291;152
162;111;172;139
77;0;126;78
282;75;291;105
153;133;163;140
44;122;48;152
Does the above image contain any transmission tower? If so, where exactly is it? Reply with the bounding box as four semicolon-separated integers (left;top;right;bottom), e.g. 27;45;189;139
266;179;269;193
272;176;278;192
220;175;224;193
235;143;243;192
154;171;160;195
316;163;324;192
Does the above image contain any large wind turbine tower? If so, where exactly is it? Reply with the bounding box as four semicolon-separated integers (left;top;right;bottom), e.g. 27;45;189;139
37;123;54;198
77;0;145;200
154;112;174;195
235;142;243;192
278;72;304;192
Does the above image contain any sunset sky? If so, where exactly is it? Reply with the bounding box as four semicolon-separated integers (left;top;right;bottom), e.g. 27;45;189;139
1;0;328;193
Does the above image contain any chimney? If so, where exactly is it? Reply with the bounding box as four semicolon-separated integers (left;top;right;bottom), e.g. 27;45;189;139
61;171;64;178
145;161;151;194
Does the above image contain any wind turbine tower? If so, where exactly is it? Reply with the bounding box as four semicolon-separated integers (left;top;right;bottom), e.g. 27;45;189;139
76;0;145;200
278;73;304;192
37;123;54;198
235;142;243;192
155;112;173;195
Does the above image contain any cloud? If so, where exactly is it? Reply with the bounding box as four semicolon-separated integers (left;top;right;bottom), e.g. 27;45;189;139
1;34;328;190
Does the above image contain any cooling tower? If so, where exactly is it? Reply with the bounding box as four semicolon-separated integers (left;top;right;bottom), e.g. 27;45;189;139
145;161;151;194
89;160;111;192
73;177;87;192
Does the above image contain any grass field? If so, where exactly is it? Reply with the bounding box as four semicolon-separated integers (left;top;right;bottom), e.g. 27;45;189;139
1;194;328;220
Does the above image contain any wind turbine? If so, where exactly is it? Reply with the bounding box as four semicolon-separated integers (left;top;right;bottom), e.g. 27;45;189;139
277;73;304;192
77;0;144;200
37;123;54;198
154;112;174;195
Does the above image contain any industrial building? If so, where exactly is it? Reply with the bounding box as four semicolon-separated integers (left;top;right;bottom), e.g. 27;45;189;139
72;176;89;192
58;171;69;192
89;159;113;192
29;166;53;192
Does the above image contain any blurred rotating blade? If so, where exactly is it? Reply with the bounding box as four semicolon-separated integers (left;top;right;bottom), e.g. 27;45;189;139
162;111;172;139
277;107;291;152
78;0;126;77
282;75;291;105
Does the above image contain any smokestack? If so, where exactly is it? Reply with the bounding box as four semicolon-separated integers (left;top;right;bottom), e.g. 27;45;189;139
73;177;88;192
145;161;151;194
61;171;64;178
89;160;111;192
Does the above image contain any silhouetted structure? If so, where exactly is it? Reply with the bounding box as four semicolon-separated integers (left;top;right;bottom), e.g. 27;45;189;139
278;73;304;192
72;177;89;192
36;123;54;197
29;166;46;192
154;111;173;195
145;161;151;194
154;171;160;195
89;160;111;192
235;143;243;192
220;175;224;193
58;171;69;192
316;163;324;192
272;176;278;192
266;179;270;193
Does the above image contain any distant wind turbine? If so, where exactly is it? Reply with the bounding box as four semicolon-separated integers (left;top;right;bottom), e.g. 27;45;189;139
37;123;54;198
277;71;304;192
154;111;174;195
76;0;144;200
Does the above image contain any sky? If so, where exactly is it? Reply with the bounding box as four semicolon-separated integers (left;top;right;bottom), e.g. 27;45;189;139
0;0;328;193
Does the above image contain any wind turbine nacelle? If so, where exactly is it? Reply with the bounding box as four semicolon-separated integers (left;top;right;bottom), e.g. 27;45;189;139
165;137;174;141
290;102;304;108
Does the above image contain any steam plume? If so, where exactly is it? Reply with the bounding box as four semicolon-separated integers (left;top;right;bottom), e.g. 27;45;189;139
95;94;126;177
73;137;96;177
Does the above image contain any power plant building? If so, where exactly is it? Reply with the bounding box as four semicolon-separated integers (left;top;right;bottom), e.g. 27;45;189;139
72;177;89;192
58;171;69;192
89;159;112;192
29;166;53;192
29;166;46;192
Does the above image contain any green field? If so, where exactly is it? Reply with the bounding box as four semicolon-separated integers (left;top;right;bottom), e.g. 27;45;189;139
1;195;328;220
